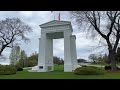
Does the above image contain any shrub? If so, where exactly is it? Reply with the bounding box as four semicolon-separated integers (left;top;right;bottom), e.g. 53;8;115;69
16;67;23;71
74;66;104;75
104;65;120;70
104;65;111;70
81;65;87;67
0;65;17;75
15;65;23;71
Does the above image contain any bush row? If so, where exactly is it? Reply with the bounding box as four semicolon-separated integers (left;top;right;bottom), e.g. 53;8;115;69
0;65;17;75
0;65;23;75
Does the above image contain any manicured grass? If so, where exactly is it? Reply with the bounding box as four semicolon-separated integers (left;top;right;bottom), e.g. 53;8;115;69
0;64;120;79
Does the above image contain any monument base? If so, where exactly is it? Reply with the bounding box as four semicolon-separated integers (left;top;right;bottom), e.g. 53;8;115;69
28;66;38;72
64;64;81;72
38;65;54;72
28;64;81;72
28;65;54;72
64;64;73;72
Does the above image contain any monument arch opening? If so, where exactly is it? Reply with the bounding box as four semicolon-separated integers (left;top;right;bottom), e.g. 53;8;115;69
53;38;64;71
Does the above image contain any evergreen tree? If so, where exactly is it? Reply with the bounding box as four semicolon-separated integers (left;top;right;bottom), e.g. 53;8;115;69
27;53;38;67
9;48;15;65
19;50;27;67
9;46;21;65
103;54;109;64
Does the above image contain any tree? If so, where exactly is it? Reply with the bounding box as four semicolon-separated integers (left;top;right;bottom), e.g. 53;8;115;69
19;50;27;67
58;58;64;65
88;54;97;63
103;54;109;64
71;11;120;71
0;18;32;56
88;53;108;64
116;47;120;63
53;56;61;64
96;54;104;64
26;53;38;67
77;58;87;63
9;48;14;65
53;56;64;65
9;45;21;65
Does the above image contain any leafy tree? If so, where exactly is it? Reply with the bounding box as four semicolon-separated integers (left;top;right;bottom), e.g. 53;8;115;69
53;56;64;65
77;58;87;63
9;46;21;65
88;53;108;64
103;54;109;64
88;54;97;63
53;56;61;64
19;50;27;68
58;58;64;65
26;53;38;67
96;54;104;64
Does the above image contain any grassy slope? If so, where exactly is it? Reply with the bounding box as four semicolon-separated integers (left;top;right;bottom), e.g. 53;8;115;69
0;64;120;79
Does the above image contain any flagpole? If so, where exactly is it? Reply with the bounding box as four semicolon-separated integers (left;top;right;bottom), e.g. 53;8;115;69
54;11;55;20
58;11;61;21
51;11;55;20
59;11;60;21
59;12;61;20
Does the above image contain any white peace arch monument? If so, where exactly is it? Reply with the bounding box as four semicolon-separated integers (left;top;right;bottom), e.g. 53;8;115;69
31;20;80;72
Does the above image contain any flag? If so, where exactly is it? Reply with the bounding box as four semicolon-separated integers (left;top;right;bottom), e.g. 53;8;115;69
58;12;60;21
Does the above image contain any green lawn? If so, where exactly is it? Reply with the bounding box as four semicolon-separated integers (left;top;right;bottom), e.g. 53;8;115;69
0;64;120;79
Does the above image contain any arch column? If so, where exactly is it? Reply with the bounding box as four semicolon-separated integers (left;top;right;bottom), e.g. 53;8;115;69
64;30;73;72
38;38;41;65
70;35;79;70
38;32;53;72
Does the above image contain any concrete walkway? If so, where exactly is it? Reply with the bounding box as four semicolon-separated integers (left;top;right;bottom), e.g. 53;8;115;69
23;67;32;69
79;64;120;68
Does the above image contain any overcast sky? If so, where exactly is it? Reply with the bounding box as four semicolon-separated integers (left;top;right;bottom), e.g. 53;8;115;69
0;11;107;65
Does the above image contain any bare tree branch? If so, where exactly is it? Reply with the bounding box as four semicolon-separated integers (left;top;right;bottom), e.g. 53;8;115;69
71;11;120;71
0;18;32;56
